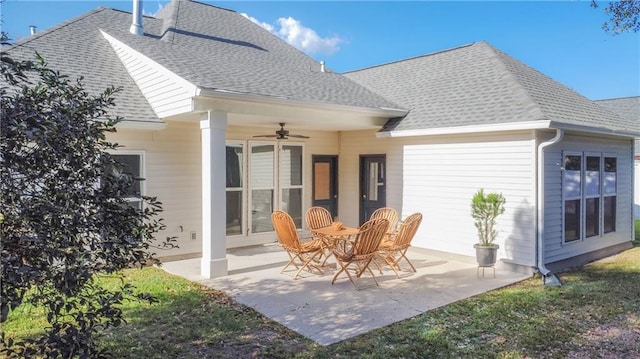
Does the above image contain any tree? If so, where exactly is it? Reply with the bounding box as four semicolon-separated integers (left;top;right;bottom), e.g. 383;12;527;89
592;0;640;34
0;52;175;357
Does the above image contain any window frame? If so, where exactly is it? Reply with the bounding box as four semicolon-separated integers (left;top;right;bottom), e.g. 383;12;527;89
225;141;246;237
602;154;617;234
561;151;617;244
109;150;146;211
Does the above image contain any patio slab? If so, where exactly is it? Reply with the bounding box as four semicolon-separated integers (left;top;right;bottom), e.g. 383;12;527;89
160;244;531;345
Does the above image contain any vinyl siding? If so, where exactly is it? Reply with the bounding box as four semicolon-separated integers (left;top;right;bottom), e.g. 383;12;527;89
543;133;634;264
102;31;197;118
339;130;538;266
107;121;202;257
635;160;640;220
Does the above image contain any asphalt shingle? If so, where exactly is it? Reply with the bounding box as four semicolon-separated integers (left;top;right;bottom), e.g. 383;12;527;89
346;42;638;135
3;0;403;124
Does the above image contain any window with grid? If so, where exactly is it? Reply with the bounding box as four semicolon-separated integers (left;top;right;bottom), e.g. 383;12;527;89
562;152;617;243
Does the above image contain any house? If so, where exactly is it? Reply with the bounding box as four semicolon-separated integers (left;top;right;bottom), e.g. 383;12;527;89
594;97;640;219
4;0;638;284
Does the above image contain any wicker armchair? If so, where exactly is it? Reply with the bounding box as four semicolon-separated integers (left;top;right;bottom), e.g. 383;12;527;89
305;206;334;264
377;212;423;278
331;218;389;290
271;210;324;279
370;207;400;239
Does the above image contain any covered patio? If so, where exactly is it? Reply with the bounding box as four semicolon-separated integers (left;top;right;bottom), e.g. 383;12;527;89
161;246;531;345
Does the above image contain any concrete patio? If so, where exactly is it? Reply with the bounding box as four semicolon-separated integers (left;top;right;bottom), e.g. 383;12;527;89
160;244;532;345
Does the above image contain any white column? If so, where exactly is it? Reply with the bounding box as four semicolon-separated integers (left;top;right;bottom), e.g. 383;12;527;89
200;111;228;278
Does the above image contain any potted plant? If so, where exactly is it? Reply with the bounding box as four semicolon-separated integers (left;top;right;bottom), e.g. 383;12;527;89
471;189;506;267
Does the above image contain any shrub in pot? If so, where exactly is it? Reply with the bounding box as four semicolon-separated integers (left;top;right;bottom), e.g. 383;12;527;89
471;189;506;267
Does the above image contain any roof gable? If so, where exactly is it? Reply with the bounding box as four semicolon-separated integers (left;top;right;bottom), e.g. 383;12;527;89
4;8;161;125
3;0;403;123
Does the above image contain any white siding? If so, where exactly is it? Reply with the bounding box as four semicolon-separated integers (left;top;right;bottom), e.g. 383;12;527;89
107;121;202;257
101;31;197;118
635;160;640;219
340;130;538;266
543;134;634;264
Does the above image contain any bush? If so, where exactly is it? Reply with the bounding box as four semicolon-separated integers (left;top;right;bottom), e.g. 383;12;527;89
1;53;175;357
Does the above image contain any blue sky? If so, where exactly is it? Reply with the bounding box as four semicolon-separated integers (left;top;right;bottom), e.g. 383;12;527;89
2;1;639;100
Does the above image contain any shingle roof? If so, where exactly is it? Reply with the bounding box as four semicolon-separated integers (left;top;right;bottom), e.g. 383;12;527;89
4;8;161;124
345;42;638;136
3;0;402;124
595;97;640;124
595;96;640;153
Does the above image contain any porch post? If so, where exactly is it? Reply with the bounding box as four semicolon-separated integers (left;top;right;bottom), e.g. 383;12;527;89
200;111;228;278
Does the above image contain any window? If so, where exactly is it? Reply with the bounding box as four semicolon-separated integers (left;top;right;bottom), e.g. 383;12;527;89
563;155;581;242
110;153;144;210
226;143;244;236
250;143;275;233
227;141;305;239
603;157;617;233
280;144;303;228
562;152;617;243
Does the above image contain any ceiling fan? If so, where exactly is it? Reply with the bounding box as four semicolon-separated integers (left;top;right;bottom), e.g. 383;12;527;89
253;123;310;140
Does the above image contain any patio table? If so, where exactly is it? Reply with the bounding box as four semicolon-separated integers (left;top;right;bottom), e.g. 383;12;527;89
311;225;360;258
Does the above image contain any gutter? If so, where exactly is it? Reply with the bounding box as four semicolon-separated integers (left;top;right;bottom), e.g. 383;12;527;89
536;128;564;286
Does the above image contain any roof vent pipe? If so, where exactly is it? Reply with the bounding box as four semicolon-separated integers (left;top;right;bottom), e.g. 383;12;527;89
29;25;36;35
130;0;144;36
320;61;325;73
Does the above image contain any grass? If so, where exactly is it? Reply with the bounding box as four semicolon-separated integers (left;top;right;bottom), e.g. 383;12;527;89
4;231;640;358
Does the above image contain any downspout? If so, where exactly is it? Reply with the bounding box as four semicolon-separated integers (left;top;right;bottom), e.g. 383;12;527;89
536;128;563;286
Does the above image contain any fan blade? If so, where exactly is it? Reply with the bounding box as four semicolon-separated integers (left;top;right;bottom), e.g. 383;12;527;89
287;134;310;138
253;134;278;138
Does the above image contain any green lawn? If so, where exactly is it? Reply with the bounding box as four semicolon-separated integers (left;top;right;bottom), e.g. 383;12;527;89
4;239;640;358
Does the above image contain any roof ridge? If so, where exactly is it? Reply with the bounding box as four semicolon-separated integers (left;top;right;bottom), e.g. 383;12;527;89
595;95;640;101
4;7;110;51
343;42;478;74
481;43;549;121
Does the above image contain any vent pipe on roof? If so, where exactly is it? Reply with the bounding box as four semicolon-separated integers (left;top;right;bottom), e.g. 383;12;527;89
130;0;144;36
320;61;326;73
29;25;36;35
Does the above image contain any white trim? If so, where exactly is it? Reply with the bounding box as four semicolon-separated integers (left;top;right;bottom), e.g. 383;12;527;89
196;88;408;118
377;120;553;138
377;120;640;139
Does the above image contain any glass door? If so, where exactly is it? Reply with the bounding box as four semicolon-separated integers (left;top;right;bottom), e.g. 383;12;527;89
225;143;244;236
249;143;275;234
280;144;303;228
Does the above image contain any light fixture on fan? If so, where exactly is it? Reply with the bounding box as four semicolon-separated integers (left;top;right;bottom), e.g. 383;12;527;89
253;123;310;140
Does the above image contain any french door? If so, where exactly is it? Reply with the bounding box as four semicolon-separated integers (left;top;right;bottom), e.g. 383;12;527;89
225;141;303;247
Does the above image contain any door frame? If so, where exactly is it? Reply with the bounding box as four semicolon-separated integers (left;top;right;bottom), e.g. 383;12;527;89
311;155;339;219
359;154;387;225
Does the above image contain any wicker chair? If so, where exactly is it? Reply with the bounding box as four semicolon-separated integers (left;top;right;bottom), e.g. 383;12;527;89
377;213;423;278
271;210;324;279
370;207;400;239
305;206;333;231
331;218;389;290
305;206;334;264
